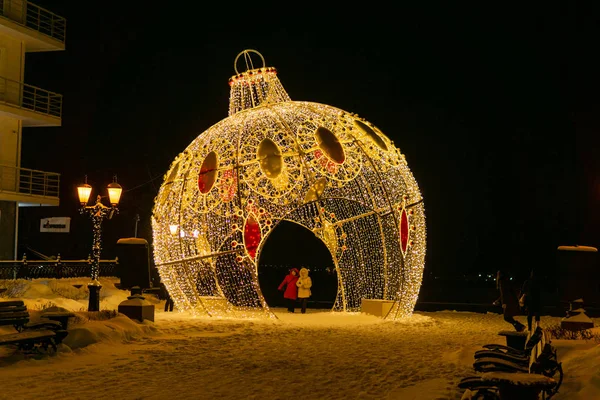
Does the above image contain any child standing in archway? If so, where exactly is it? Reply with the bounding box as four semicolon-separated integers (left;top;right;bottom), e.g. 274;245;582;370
296;267;313;314
278;268;299;313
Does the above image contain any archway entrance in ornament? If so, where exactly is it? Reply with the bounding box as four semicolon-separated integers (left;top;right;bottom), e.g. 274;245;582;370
258;220;338;310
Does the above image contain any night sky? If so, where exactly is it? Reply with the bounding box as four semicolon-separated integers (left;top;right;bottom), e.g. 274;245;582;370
17;2;600;281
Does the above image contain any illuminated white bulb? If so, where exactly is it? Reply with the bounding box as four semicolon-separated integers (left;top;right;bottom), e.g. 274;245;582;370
169;225;178;235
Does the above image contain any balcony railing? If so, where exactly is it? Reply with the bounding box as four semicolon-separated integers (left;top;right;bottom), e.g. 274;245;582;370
0;164;59;198
0;0;66;43
0;75;62;118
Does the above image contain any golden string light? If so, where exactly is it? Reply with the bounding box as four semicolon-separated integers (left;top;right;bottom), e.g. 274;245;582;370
151;49;426;319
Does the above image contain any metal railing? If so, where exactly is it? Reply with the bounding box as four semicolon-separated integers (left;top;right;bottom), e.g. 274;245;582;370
0;0;66;43
0;75;63;118
0;164;60;198
0;255;118;280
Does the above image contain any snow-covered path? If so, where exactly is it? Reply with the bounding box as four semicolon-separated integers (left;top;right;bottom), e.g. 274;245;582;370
4;309;595;400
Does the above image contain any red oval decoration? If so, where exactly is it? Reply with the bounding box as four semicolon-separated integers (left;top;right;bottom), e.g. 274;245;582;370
243;214;261;259
315;127;345;164
198;152;218;194
400;208;409;253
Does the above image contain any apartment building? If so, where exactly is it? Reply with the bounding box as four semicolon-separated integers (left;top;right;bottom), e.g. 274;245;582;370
0;0;65;259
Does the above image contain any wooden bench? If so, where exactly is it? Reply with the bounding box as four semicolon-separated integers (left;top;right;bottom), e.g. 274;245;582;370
0;301;64;332
460;371;557;400
0;300;69;355
459;328;563;399
473;327;546;363
0;300;29;331
0;329;68;354
497;330;529;351
40;311;76;330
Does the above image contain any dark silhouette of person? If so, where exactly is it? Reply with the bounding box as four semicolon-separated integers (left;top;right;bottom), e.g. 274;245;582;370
160;282;174;312
494;270;525;332
278;267;299;313
521;269;542;331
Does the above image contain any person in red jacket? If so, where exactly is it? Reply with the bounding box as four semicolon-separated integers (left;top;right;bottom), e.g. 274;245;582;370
278;267;299;313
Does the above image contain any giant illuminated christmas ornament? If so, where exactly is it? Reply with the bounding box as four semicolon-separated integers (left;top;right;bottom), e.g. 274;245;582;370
151;50;426;319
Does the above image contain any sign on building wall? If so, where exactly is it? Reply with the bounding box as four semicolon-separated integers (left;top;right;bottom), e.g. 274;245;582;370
40;217;71;233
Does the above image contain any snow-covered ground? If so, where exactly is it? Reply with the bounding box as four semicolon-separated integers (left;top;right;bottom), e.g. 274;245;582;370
0;278;599;400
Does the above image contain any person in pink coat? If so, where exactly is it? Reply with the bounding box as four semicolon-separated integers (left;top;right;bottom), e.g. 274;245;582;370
278;267;299;313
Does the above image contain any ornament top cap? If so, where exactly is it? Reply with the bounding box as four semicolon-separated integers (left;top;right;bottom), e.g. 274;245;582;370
228;49;290;116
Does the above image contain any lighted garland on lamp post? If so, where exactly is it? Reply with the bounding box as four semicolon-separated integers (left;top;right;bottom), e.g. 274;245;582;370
77;175;122;312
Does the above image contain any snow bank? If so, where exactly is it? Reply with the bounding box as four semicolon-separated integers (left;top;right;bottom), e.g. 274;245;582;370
0;278;599;399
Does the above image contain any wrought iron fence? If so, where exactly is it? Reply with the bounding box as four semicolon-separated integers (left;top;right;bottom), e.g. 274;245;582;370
0;257;118;280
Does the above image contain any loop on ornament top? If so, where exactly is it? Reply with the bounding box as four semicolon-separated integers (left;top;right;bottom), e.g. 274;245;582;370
234;49;266;75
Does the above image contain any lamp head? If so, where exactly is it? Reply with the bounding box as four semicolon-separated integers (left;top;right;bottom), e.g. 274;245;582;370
77;183;92;206
107;177;122;206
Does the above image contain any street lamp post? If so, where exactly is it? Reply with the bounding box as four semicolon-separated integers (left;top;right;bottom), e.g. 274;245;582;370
77;175;123;312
